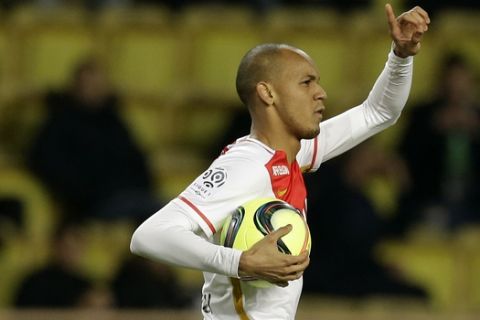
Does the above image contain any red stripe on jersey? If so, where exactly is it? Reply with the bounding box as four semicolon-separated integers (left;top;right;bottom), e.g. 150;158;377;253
309;136;318;171
178;196;216;234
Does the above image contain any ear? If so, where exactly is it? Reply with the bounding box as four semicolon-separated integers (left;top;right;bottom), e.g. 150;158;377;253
256;82;274;105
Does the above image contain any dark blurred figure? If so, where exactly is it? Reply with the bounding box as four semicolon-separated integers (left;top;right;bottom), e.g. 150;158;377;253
27;57;161;222
113;255;193;309
133;0;187;11
15;219;113;308
282;0;371;11
405;0;480;17
0;197;23;249
25;0;371;12
150;0;372;12
0;197;23;231
397;52;480;232
0;0;14;10
132;0;279;13
207;104;251;160
303;142;427;298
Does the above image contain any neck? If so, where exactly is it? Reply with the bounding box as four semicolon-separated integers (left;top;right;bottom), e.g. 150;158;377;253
250;126;301;164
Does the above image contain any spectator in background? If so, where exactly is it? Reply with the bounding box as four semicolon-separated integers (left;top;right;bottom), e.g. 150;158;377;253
303;142;426;297
112;255;193;309
132;0;370;13
0;197;23;249
397;52;480;232
14;219;113;308
27;57;161;223
206;104;251;160
405;0;480;17
282;0;371;11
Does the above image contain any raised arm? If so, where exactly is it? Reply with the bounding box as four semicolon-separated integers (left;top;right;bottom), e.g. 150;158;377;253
299;5;430;168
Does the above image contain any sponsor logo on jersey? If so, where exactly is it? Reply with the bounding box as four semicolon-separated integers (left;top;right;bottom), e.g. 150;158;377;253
272;165;290;176
191;167;227;199
276;188;288;197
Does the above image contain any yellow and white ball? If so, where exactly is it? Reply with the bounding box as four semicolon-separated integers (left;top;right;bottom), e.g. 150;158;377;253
220;197;311;287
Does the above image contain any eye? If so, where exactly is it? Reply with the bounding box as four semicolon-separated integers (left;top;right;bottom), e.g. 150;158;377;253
301;79;312;86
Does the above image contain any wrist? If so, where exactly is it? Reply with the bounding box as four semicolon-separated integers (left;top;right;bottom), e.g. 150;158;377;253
238;251;249;278
238;251;256;280
390;42;410;58
393;48;409;58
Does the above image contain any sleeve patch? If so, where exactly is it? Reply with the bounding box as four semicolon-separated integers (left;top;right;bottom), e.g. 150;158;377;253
189;167;228;199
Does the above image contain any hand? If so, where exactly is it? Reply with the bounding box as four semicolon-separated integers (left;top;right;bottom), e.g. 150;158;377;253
238;225;310;287
385;4;430;58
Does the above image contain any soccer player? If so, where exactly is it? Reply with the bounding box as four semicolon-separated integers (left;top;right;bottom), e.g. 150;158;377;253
131;4;430;319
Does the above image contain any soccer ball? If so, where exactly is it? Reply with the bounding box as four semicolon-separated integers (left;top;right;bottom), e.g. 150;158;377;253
220;197;311;288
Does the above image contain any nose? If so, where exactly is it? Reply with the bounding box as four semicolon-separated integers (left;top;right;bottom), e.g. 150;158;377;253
314;84;327;101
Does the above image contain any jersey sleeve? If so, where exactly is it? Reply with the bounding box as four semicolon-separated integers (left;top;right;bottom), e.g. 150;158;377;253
131;153;269;278
298;49;413;172
131;201;243;278
172;155;270;238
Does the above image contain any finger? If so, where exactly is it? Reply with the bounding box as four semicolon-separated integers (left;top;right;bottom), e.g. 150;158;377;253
275;281;289;288
413;6;431;24
412;31;423;44
283;252;310;273
269;224;292;240
409;11;429;31
400;12;427;31
296;250;310;262
294;255;310;270
284;250;309;265
385;3;399;34
283;260;309;279
281;272;304;282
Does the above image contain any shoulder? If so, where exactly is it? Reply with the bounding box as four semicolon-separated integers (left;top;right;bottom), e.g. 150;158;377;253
217;136;276;167
183;138;273;199
211;138;274;181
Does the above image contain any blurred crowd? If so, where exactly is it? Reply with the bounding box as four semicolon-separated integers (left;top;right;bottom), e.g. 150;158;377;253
2;56;193;309
0;0;479;312
0;0;479;13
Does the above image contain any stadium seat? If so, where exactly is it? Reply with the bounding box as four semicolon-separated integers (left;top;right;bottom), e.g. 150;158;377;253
453;226;480;309
0;19;21;105
99;6;187;100
0;165;56;306
9;5;96;92
119;97;178;152
181;5;263;102
0;23;9;100
266;8;355;113
435;10;480;72
377;235;457;309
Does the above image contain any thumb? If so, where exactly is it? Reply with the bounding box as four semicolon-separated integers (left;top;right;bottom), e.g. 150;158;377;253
269;224;292;240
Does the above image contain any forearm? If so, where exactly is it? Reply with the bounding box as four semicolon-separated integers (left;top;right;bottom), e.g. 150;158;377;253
130;202;242;277
361;49;413;127
317;50;413;163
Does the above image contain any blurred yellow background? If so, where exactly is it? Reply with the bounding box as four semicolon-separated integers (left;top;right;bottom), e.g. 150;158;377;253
0;0;479;317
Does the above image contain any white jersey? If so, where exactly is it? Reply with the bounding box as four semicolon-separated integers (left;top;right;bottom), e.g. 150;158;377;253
173;136;310;319
130;50;413;320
